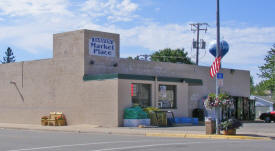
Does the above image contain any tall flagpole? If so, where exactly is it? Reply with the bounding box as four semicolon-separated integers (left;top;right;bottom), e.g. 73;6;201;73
216;0;221;134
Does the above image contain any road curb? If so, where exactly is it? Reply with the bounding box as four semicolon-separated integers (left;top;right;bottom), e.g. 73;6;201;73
0;124;273;140
146;133;272;140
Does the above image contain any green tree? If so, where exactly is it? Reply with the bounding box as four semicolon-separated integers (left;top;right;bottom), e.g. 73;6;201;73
1;47;15;64
258;44;275;98
151;48;194;64
250;76;255;95
254;80;270;96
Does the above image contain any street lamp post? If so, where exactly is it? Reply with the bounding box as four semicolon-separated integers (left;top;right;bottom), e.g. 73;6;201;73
216;0;221;134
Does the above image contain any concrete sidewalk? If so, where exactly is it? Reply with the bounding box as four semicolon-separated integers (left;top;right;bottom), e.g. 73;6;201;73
0;123;274;140
0;123;204;135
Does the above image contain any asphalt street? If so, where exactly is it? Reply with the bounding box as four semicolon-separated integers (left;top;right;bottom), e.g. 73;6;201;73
0;129;274;151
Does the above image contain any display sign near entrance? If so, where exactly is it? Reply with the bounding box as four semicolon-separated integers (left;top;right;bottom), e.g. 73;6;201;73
89;37;116;57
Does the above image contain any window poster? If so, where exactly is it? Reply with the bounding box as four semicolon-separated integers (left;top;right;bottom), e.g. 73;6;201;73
159;85;167;97
131;84;137;96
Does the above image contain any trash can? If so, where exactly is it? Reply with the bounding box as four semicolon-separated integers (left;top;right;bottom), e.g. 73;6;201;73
205;118;216;134
152;111;167;127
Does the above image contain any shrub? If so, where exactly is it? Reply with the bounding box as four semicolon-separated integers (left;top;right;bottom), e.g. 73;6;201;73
220;118;242;131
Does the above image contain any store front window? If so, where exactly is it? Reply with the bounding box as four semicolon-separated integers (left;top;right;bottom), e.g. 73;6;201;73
158;85;176;109
131;83;151;108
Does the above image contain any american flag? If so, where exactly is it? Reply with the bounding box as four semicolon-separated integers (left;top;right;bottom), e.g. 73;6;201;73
210;56;221;78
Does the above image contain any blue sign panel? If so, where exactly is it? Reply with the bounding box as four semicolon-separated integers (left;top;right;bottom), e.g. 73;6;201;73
217;73;223;79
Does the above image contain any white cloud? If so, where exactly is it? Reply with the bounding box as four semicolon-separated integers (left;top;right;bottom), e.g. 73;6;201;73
155;8;160;12
116;24;275;66
199;27;275;64
117;24;191;51
0;25;53;53
81;0;138;22
0;0;70;16
113;24;274;84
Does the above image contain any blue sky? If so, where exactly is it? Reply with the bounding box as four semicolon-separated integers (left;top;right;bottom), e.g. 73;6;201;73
0;0;274;84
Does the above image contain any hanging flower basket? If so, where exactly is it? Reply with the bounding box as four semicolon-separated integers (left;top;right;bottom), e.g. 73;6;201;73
204;93;233;109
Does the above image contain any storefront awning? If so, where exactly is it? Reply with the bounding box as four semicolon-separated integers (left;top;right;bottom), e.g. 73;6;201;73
83;73;203;86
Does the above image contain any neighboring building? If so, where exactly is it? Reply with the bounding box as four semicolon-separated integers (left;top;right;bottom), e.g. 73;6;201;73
251;96;274;118
204;96;255;121
0;29;250;127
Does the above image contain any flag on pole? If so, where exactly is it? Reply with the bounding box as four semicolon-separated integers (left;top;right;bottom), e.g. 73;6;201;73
210;56;221;78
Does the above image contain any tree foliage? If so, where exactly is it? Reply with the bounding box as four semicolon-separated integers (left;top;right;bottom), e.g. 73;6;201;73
256;44;275;99
1;47;15;64
254;80;270;96
150;48;193;64
258;45;275;80
250;76;255;95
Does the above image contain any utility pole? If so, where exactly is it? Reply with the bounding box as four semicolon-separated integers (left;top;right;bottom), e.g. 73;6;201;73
216;0;221;135
190;23;208;65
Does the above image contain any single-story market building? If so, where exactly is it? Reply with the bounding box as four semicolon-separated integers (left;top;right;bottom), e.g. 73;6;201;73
0;29;250;127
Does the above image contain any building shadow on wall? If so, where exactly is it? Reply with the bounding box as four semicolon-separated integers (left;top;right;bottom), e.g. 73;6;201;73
10;81;24;102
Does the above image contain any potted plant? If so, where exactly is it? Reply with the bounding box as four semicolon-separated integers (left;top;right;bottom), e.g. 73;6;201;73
56;115;66;126
41;116;48;126
220;118;242;135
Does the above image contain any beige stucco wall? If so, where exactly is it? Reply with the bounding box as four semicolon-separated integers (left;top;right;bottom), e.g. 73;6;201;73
84;30;120;75
0;58;79;124
81;79;118;127
115;59;250;115
118;79;189;126
0;29;119;127
84;55;250;103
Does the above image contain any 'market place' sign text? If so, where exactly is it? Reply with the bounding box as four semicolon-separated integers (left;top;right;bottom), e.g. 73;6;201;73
89;37;116;57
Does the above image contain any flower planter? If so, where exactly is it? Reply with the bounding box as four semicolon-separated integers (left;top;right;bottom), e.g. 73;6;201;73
223;129;236;135
41;119;48;126
57;119;66;126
